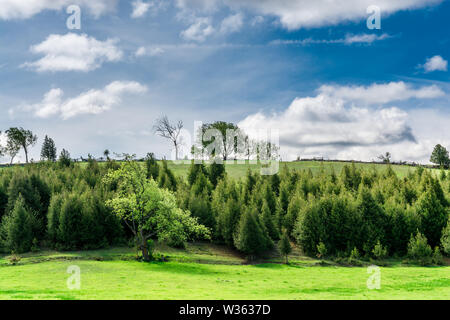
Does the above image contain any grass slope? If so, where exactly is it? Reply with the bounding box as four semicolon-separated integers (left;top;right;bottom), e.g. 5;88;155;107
1;246;449;300
166;161;433;179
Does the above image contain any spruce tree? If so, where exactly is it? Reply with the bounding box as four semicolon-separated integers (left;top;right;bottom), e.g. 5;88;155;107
2;195;33;253
145;153;159;180
40;135;57;162
261;200;279;240
278;231;292;264
209;162;225;187
234;206;272;259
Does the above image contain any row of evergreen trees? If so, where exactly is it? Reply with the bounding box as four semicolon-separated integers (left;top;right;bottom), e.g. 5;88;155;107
1;156;449;262
175;161;450;260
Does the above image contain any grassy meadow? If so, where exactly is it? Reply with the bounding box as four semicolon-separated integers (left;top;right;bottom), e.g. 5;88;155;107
1;244;449;300
166;160;428;179
0;160;448;300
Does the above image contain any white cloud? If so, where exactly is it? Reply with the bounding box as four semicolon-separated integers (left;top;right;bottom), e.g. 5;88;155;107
135;46;165;57
0;0;117;20
21;81;147;120
22;33;123;72
131;0;152;18
421;55;448;72
180;17;215;42
318;82;444;105
220;13;244;34
271;33;392;46
175;0;220;13
343;33;391;44
238;82;448;162
177;0;443;30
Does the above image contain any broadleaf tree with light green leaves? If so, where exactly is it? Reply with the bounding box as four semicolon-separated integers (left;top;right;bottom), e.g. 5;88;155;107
104;156;210;261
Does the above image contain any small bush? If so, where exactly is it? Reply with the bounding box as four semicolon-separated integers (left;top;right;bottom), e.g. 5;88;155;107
348;247;362;265
31;238;40;252
372;240;388;260
432;247;444;265
316;242;327;259
8;251;21;265
407;231;432;265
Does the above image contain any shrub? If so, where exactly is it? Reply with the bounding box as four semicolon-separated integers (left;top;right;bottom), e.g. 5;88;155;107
348;247;362;266
316;242;327;259
407;231;432;265
8;251;21;265
432;247;444;265
372;240;388;260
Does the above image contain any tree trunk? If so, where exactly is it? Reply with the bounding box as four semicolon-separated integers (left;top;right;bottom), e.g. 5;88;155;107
24;147;29;163
139;232;151;262
141;243;150;262
174;142;178;160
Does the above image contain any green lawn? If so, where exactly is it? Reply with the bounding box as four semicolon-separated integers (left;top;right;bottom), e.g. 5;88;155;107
1;246;449;300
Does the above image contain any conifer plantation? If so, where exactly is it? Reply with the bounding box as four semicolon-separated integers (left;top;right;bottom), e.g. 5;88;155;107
0;157;449;265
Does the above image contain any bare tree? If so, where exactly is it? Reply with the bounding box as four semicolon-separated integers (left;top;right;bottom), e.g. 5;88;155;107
153;116;183;160
378;152;392;164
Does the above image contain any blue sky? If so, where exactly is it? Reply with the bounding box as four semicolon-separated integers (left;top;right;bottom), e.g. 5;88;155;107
0;0;449;163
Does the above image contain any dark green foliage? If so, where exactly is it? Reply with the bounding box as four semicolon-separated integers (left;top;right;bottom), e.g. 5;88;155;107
1;196;34;253
145;153;159;180
40;135;57;162
278;231;292;263
407;231;432;265
187;161;208;186
430;144;450;168
440;217;450;256
209;162;225;187
58;149;72;167
414;188;448;248
261;200;279;240
356;186;387;254
158;160;177;191
234;206;273;258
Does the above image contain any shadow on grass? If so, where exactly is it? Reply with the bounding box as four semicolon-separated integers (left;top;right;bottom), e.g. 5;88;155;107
138;261;224;275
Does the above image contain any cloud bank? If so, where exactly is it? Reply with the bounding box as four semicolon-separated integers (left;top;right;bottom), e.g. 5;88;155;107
238;82;448;162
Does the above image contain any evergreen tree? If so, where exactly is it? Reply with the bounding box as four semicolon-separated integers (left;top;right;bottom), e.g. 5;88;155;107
234;206;272;259
158;160;177;191
47;194;64;244
209;162;225;188
145;153;160;180
278;231;292;264
40;135;57;162
58;194;83;250
415;189;448;248
1;195;33;253
187;160;208;186
58;149;72;167
261;200;279;240
441;217;450;256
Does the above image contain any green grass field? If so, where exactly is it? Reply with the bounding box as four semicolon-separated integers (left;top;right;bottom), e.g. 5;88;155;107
166;160;433;179
1;245;449;300
0;161;448;300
